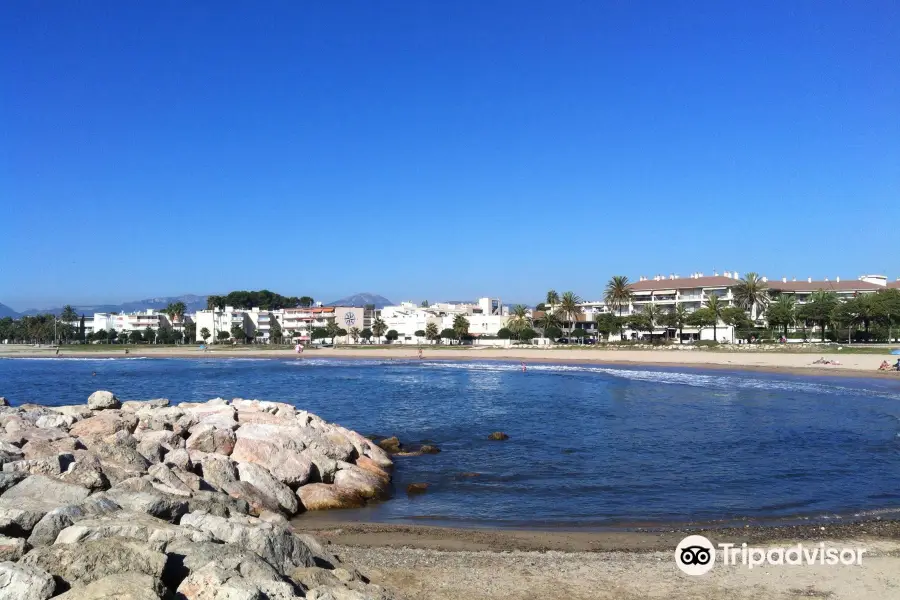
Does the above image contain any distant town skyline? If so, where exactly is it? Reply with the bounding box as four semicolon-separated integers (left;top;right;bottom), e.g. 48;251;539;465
3;3;897;310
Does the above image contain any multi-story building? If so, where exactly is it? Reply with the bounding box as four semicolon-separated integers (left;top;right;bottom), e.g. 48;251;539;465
380;298;509;343
767;275;888;303
193;307;249;343
277;306;364;343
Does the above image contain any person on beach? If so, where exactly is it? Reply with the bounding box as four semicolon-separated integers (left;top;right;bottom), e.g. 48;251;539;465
55;348;59;356
418;348;423;360
895;358;900;371
521;361;527;372
879;361;892;371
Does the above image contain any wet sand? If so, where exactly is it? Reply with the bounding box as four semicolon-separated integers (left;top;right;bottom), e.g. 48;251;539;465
292;520;900;600
3;344;900;380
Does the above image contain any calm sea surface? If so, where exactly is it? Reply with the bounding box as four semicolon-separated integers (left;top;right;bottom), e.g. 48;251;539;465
2;356;900;528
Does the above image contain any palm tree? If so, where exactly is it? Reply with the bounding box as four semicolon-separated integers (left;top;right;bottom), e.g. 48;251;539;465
767;294;796;337
604;276;632;339
733;273;769;321
704;295;724;342
349;326;360;344
546;290;559;308
452;314;470;344
556;291;583;341
371;317;387;344
60;305;78;324
534;310;563;336
671;304;689;343
505;304;531;335
325;319;342;345
425;322;439;344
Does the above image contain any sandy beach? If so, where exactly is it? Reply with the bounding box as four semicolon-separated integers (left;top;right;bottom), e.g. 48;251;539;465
3;344;899;379
292;521;900;600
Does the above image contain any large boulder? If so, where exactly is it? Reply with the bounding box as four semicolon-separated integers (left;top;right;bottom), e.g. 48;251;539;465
55;510;213;545
1;453;73;477
297;484;365;511
58;451;108;490
70;411;137;438
185;426;236;456
0;561;56;600
20;537;168;589
0;473;26;495
236;462;299;515
147;464;192;495
52;573;166;600
332;464;388;499
27;495;121;548
103;487;188;522
179;512;315;574
0;535;25;561
0;476;90;535
34;414;75;430
222;481;283;516
231;438;312;486
120;399;169;412
198;454;237;491
87;391;120;411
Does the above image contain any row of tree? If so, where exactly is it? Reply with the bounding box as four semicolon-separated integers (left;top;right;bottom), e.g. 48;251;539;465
206;291;314;311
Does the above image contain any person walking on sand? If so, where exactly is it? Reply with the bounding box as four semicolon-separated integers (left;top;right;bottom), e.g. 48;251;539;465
418;348;423;360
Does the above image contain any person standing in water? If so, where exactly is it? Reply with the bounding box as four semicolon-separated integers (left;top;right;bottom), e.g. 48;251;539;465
521;361;527;372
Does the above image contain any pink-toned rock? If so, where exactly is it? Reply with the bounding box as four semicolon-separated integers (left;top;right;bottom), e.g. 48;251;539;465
235;411;288;425
69;411;138;437
21;437;81;460
333;463;389;499
355;455;391;480
185;426;235;456
297;483;365;511
230;438;312;486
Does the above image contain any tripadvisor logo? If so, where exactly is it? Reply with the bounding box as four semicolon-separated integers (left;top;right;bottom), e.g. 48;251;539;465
675;535;867;575
675;535;716;575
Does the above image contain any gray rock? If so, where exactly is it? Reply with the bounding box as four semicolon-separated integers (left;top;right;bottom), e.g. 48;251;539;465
26;495;121;547
163;448;192;472
0;535;25;561
230;438;313;486
103;488;189;522
236;462;299;515
222;481;283;516
120;399;169;412
148;464;192;495
186;491;249;518
35;414;75;429
1;453;74;477
199;453;237;491
0;561;56;600
55;510;213;545
87;391;120;411
0;476;90;534
0;472;26;494
186;426;236;456
52;573;166;600
58;451;108;491
51;406;94;421
164;539;300;598
180;512;314;574
21;437;81;460
0;399;7;408
21;537;168;589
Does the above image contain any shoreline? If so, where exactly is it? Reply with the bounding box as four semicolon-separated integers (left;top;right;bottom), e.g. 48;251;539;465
3;345;900;380
291;518;900;553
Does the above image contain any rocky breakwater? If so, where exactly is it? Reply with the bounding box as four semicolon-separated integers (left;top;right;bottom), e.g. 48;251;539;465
0;391;395;599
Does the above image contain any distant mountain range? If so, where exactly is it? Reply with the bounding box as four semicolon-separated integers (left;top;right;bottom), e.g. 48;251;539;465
6;295;209;318
327;293;393;308
0;292;395;317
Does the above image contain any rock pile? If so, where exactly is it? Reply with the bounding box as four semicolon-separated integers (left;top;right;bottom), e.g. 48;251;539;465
0;392;396;599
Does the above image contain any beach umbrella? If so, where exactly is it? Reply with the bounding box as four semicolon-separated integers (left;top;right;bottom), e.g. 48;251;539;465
891;349;900;355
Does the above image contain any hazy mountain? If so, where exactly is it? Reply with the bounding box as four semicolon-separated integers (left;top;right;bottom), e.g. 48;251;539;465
16;294;208;317
0;303;19;318
327;293;393;308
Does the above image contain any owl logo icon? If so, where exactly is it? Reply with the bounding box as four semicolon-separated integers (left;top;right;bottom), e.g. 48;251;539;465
675;535;716;575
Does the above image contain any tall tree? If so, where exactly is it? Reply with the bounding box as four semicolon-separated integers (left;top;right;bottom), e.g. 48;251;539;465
200;328;211;343
184;322;197;344
325;319;342;345
766;295;797;337
60;305;78;323
545;290;559;307
505;304;531;335
687;308;716;340
640;304;659;340
371;317;387;344
349;326;360;343
452;314;470;344
704;295;725;342
535;310;563;338
733;273;769;321
298;296;314;308
206;296;226;310
604;276;633;339
798;290;839;342
230;324;245;342
556;291;583;339
424;322;439;344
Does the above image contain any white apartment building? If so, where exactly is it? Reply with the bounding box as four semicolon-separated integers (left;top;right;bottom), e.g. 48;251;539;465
92;310;171;335
278;306;364;342
380;297;509;343
193;307;249;343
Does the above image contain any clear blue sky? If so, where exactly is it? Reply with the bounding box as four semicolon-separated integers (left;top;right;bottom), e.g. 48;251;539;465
2;1;898;310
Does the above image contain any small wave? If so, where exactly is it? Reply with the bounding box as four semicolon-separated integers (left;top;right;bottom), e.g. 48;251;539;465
422;361;900;400
0;356;149;362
